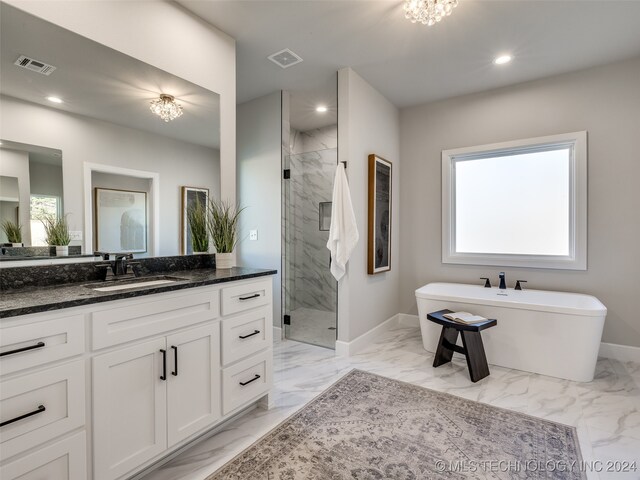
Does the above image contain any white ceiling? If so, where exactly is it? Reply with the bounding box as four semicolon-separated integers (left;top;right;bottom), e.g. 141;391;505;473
179;0;640;109
0;4;221;149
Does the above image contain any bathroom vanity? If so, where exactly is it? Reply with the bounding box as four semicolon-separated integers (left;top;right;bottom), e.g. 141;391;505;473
0;260;276;480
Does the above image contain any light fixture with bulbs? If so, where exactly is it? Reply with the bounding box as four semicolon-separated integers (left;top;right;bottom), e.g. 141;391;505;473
47;96;63;104
494;55;512;65
316;105;328;113
403;0;458;26
150;94;183;122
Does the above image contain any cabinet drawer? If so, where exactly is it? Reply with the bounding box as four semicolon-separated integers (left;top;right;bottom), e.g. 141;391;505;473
0;315;84;376
0;360;85;460
222;350;272;415
221;279;271;316
0;431;87;480
221;307;272;366
91;287;219;350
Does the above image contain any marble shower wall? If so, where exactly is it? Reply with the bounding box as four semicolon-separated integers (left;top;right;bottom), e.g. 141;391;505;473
286;125;337;313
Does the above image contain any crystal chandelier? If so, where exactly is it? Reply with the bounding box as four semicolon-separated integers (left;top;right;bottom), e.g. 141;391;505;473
149;94;183;122
403;0;458;26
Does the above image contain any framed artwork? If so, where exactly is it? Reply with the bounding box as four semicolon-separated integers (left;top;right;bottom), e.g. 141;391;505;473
181;186;209;255
367;154;392;274
94;188;147;253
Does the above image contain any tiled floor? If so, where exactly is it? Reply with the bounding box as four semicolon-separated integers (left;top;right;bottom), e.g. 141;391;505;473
141;324;640;480
285;307;336;349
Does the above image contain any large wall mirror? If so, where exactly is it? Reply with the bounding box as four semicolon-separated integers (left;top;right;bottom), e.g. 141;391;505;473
0;3;220;259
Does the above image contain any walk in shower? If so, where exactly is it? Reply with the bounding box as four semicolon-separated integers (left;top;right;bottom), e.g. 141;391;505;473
282;87;338;349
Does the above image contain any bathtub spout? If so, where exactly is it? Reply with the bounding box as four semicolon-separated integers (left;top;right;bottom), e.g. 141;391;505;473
498;272;506;290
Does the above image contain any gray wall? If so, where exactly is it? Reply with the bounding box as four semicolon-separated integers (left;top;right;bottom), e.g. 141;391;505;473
236;92;282;327
399;57;640;348
337;68;401;342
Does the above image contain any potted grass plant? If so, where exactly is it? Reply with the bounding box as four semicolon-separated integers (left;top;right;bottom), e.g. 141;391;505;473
187;196;209;254
1;219;23;247
42;214;71;256
207;199;244;269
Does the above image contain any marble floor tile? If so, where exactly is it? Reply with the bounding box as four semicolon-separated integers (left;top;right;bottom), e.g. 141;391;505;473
141;325;640;480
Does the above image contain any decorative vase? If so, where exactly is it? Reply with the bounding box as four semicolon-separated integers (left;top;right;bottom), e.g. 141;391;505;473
55;245;69;257
215;252;234;269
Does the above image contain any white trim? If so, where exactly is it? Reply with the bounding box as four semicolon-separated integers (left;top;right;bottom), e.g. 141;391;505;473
83;162;160;256
273;326;283;343
335;314;400;357
442;131;587;270
599;342;640;364
336;311;640;366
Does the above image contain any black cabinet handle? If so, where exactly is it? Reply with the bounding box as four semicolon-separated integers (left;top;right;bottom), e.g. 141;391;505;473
160;349;167;381
239;374;261;386
171;346;178;377
0;342;45;357
239;293;260;301
0;404;46;427
238;330;260;340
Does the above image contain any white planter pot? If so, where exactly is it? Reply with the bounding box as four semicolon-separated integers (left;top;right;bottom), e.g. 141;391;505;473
55;245;69;257
11;243;22;247
215;252;234;269
192;251;208;255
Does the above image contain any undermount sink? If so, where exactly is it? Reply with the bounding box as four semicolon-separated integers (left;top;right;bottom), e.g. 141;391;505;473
85;275;188;292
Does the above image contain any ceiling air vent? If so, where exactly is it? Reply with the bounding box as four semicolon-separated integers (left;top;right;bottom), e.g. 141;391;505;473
268;48;303;69
14;55;57;76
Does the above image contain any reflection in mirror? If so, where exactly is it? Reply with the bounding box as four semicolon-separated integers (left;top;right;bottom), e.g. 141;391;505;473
0;3;221;260
0;140;63;247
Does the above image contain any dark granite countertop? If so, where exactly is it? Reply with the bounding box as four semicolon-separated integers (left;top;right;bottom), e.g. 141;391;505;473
0;266;276;318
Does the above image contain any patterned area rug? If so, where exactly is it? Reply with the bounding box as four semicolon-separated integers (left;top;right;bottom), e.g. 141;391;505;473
208;369;585;479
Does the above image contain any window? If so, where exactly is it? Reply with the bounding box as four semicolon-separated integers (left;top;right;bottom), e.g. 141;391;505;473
30;194;61;246
442;131;587;270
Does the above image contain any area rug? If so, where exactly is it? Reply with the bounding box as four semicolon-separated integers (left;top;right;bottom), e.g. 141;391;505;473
208;369;585;479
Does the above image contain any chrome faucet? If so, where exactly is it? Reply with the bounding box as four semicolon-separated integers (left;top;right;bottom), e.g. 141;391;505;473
498;272;507;290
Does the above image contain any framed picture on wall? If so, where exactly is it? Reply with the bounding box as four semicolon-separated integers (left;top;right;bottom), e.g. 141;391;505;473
181;186;209;255
367;154;392;274
94;188;147;253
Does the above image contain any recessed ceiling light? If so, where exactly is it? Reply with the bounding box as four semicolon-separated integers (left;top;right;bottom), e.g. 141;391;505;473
47;96;63;103
494;55;512;65
316;106;328;113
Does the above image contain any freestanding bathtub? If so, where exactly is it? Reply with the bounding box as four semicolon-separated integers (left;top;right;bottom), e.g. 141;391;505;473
415;283;607;382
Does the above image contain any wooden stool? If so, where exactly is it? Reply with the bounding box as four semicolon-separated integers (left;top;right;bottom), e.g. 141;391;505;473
427;309;497;383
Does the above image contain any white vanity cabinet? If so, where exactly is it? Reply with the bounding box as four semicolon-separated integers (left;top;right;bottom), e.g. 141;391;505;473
92;324;221;480
0;274;274;480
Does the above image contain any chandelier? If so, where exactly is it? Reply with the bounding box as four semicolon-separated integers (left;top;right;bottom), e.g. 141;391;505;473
403;0;458;26
150;94;183;122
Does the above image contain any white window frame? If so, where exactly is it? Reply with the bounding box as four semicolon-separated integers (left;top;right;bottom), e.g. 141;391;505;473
442;131;587;270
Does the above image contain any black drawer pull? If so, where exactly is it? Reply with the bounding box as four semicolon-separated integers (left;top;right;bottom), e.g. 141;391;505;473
160;349;167;381
171;346;178;377
0;342;45;357
238;330;260;340
0;404;46;427
239;374;261;386
239;293;260;301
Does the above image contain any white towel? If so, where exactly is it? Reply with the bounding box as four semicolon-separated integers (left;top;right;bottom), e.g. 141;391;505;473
326;163;359;281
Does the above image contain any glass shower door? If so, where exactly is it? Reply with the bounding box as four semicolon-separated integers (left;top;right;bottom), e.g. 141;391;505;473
282;129;338;349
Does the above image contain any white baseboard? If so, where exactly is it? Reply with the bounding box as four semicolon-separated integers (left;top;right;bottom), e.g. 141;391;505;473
273;326;282;342
335;314;401;357
599;342;640;363
335;312;640;365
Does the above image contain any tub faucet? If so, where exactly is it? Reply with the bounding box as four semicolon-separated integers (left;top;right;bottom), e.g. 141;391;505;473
498;272;506;290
